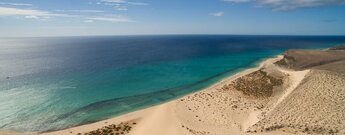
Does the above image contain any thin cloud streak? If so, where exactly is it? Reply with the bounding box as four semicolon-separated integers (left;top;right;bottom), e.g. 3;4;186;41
55;10;105;13
210;12;224;17
0;6;133;23
84;20;94;23
0;7;71;17
98;0;149;11
100;0;149;5
127;2;149;6
223;0;345;10
87;15;133;23
0;2;32;6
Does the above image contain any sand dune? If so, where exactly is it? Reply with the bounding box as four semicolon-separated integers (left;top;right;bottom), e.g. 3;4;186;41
250;70;345;134
276;49;345;70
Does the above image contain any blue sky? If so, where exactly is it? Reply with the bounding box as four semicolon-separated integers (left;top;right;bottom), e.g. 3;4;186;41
0;0;345;37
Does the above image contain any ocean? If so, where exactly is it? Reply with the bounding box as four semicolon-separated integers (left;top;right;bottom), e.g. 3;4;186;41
0;35;345;132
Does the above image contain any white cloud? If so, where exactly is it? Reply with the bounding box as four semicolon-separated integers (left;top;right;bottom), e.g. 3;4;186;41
100;0;126;3
24;15;39;19
0;7;70;17
99;0;149;6
104;2;121;6
87;15;133;23
210;12;224;17
0;7;133;23
223;0;251;3
114;5;128;10
24;15;51;21
127;2;149;6
84;20;94;23
0;2;32;6
223;0;345;10
97;0;149;11
55;10;104;13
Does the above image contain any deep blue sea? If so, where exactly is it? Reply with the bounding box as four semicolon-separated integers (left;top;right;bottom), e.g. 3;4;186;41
1;35;345;132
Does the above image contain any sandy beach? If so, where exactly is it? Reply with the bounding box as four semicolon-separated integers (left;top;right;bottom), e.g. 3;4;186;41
11;46;345;135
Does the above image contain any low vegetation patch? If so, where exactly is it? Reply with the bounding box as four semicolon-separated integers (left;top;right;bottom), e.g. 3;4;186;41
225;70;283;98
80;121;137;135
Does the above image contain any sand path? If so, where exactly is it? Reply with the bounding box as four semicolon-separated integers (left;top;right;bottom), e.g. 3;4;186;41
272;69;309;109
243;68;309;132
129;102;185;135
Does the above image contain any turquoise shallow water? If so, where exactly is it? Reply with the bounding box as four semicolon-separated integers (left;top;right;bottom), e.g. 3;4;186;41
0;35;345;132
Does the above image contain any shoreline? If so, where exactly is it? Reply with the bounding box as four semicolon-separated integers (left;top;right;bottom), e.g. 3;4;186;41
41;55;284;135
